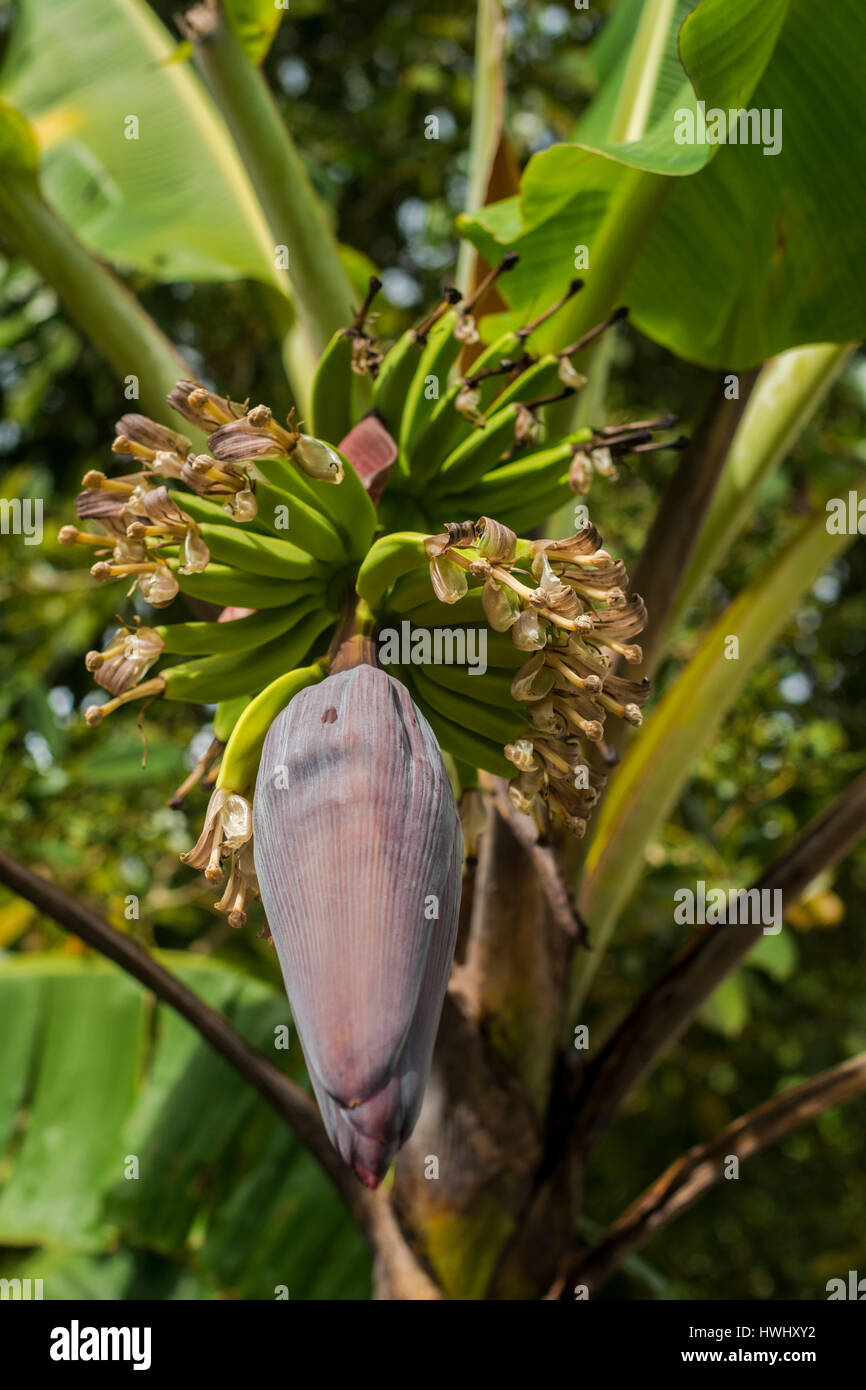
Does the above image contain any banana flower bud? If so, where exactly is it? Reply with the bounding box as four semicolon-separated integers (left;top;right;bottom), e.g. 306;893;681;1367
253;665;463;1188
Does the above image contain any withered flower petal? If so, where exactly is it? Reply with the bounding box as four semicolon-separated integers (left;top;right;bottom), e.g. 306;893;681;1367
138;561;179;608
181;787;253;882
91;625;165;696
215;841;259;928
482;577;520;632
429;553;468;604
115;414;191;458
168;381;246;431
531;526;603;563
510;608;549;651
224;488;258;521
208;421;288;462
475;516;517;565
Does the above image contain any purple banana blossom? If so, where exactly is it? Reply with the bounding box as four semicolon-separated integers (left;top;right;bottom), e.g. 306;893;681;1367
253;664;463;1187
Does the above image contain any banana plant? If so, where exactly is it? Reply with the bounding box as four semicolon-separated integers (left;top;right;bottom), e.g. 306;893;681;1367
1;0;865;1302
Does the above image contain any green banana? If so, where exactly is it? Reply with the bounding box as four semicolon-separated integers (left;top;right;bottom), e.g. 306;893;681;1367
399;305;464;454
384;614;524;670
197;523;327;581
309;328;356;445
405;379;472;484
371;324;426;434
460;626;527;668
463;327;525;396
376;494;435;538
495;484;576;535
383;564;436;614
413;658;519;708
355;531;430;608
398;669;514;778
213;695;251;742
251;453;375;560
169;479;348;566
169;563;323;610
436;403;522;491
411;665;528;745
217;660;327;794
167;489;269;536
407;351;557;485
162;609;334;704
406;592;487;626
440;438;579;509
156;602;318;656
251;456;333;514
483;354;563;417
251;477;348;564
301;453;377;560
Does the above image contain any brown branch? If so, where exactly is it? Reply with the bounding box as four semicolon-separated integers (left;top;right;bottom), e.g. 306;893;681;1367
571;768;866;1156
0;847;442;1298
548;1051;866;1299
627;366;761;679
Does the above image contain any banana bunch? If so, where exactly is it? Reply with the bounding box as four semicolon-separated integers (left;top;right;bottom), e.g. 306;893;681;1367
358;516;651;836
64;264;680;926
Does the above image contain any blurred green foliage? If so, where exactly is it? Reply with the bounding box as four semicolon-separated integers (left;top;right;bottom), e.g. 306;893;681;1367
1;0;864;1299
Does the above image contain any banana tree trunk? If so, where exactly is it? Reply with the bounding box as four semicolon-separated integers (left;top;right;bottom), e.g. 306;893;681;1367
387;797;578;1299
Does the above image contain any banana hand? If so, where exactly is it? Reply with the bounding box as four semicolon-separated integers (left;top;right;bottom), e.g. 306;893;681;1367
156;602;318;656
162;609;334;704
169;563;324;610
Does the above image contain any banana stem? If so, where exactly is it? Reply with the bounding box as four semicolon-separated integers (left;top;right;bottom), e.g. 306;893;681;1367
456;0;508;295
329;597;379;672
191;12;356;356
0;177;197;432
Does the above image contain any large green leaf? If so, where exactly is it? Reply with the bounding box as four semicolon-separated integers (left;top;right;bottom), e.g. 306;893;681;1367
669;343;856;635
0;0;283;287
462;0;866;367
571;471;863;1011
0;957;145;1246
223;0;286;64
0;953;370;1298
1;1246;215;1300
575;0;788;177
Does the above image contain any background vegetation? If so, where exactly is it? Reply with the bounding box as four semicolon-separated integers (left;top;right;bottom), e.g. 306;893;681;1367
1;0;865;1299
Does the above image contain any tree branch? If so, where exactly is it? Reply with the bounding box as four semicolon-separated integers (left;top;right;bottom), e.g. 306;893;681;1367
625;367;760;679
0;847;442;1297
548;1051;866;1299
571;768;866;1156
